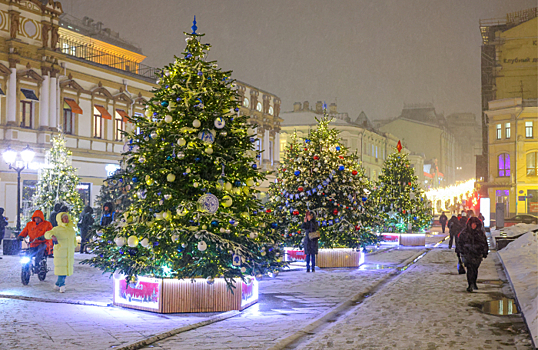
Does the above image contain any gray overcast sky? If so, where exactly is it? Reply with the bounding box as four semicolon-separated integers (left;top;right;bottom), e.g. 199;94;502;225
62;0;536;121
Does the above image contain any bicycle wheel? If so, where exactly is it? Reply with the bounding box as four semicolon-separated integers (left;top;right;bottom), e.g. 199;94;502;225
21;264;31;285
38;260;47;281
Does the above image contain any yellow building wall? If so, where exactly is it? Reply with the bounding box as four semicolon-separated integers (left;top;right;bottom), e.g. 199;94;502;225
496;17;538;100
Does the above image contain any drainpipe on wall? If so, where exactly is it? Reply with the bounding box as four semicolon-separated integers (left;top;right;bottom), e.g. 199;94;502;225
514;106;523;214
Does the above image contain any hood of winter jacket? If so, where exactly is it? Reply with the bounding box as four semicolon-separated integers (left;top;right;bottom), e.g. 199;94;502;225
83;206;94;215
32;210;45;222
0;207;4;215
466;216;482;231
56;212;75;228
53;203;62;211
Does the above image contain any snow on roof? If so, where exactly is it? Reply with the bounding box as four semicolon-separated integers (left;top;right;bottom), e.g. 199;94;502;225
280;111;353;127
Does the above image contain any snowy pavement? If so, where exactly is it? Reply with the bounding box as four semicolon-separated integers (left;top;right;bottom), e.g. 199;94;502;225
0;232;534;350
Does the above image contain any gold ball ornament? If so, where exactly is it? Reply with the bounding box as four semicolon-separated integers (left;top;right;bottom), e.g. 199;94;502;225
127;236;139;247
144;109;152;117
167;174;176;182
205;147;213;155
192;119;201;128
164;115;173;123
141;238;150;248
242;187;250;195
221;195;233;207
146;178;154;186
246;179;254;187
177;138;186;146
225;182;233;191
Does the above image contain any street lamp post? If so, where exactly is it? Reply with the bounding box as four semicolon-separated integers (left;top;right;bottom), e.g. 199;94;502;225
2;145;35;232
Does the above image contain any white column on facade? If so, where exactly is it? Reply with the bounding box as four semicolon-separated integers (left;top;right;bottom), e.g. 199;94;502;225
40;74;50;128
49;76;57;128
7;68;17;123
263;129;270;160
274;132;281;162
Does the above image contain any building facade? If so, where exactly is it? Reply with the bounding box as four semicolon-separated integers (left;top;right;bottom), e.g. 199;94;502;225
279;101;426;185
445;112;482;182
478;9;538;217
376;103;457;186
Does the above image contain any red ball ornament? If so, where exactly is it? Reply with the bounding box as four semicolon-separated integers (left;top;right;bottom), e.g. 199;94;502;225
283;168;286;172
403;210;407;214
266;209;272;213
298;186;304;192
352;170;358;176
339;156;344;159
304;148;307;151
333;209;338;215
408;182;411;186
314;155;319;160
293;210;299;215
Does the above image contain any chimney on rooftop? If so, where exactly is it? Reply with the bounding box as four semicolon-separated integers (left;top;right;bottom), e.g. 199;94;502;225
293;102;302;112
315;101;323;114
303;101;309;111
329;103;337;114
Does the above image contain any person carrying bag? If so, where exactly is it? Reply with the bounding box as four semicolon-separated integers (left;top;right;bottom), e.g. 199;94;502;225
302;211;319;272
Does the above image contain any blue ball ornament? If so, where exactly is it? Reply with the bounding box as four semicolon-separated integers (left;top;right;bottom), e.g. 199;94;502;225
338;165;345;171
166;85;169;89
235;180;242;187
132;177;138;183
336;146;341;151
229;219;235;225
211;220;219;227
234;107;239;112
294;170;301;176
176;97;182;102
252;164;257;169
186;53;192;58
195;157;201;162
361;197;367;202
305;139;311;143
153;112;158;116
197;71;203;76
153;242;159;247
413;216;418;220
271;223;278;229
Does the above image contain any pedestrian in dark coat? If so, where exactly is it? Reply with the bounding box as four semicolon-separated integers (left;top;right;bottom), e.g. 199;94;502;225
455;217;488;292
447;214;460;249
301;211;319;272
439;212;448;234
78;206;94;253
49;203;62;227
460;211;468;226
0;208;8;259
100;202;115;227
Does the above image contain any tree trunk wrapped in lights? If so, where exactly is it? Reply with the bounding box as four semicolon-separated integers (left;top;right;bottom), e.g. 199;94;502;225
372;149;432;233
82;28;285;288
267;113;379;250
33;134;84;220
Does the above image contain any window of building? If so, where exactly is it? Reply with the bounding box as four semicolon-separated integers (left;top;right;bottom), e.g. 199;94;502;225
505;122;511;139
527;152;537;176
63;108;73;134
526;121;534;138
371;144;374;156
269;140;273;166
375;146;378;159
20;100;32;128
243;97;249;108
498;153;510;177
115;114;124;141
496;124;502;140
93;108;103;139
256;102;262;112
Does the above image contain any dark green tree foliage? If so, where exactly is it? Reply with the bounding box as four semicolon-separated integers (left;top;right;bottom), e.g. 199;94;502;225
83;30;285;287
267;115;379;249
373;150;432;233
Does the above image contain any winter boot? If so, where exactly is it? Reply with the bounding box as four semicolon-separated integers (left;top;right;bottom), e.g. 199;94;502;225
466;285;473;293
473;283;478;290
312;267;315;272
59;286;66;293
306;267;310;273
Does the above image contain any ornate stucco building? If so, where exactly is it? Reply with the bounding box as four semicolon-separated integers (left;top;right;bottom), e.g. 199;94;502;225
279;101;426;185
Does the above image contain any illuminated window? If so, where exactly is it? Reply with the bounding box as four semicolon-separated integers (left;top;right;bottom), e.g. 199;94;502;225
498;153;510;177
115;113;125;141
526;121;534;138
527;152;537;176
269;106;273;115
243;97;250;108
93;108;103;139
20;100;33;129
505;122;511;139
375;146;378;159
256;102;262;112
496;124;501;140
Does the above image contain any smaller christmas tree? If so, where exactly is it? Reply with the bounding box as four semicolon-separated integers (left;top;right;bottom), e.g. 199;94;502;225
373;146;432;233
33;134;84;220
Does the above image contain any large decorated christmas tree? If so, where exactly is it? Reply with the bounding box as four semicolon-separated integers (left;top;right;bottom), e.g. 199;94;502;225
83;26;284;287
267;114;378;249
373;146;432;232
33;134;84;219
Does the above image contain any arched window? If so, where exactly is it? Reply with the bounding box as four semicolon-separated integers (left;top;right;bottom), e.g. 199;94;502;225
498;153;510;177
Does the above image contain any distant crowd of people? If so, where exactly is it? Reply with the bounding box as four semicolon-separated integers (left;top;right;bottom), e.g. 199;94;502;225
439;210;488;293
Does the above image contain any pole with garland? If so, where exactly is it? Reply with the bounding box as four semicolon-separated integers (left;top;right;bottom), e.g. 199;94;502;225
33;134;84;220
83;21;285;289
372;141;432;233
267;112;379;250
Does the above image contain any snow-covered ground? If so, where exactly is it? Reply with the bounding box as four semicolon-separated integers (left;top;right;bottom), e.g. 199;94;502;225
490;223;538;238
499;230;538;347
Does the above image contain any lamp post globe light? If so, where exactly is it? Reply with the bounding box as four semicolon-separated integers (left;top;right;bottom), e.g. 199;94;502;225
2;145;35;232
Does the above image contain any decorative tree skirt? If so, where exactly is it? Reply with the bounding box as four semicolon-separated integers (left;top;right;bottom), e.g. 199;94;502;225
381;233;426;246
284;248;362;268
113;275;258;313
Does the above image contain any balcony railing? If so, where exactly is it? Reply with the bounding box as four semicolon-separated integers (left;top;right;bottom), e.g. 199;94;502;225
57;38;159;81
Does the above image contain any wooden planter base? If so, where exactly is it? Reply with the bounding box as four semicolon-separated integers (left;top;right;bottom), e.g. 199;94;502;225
285;248;362;268
381;233;426;246
113;275;258;313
